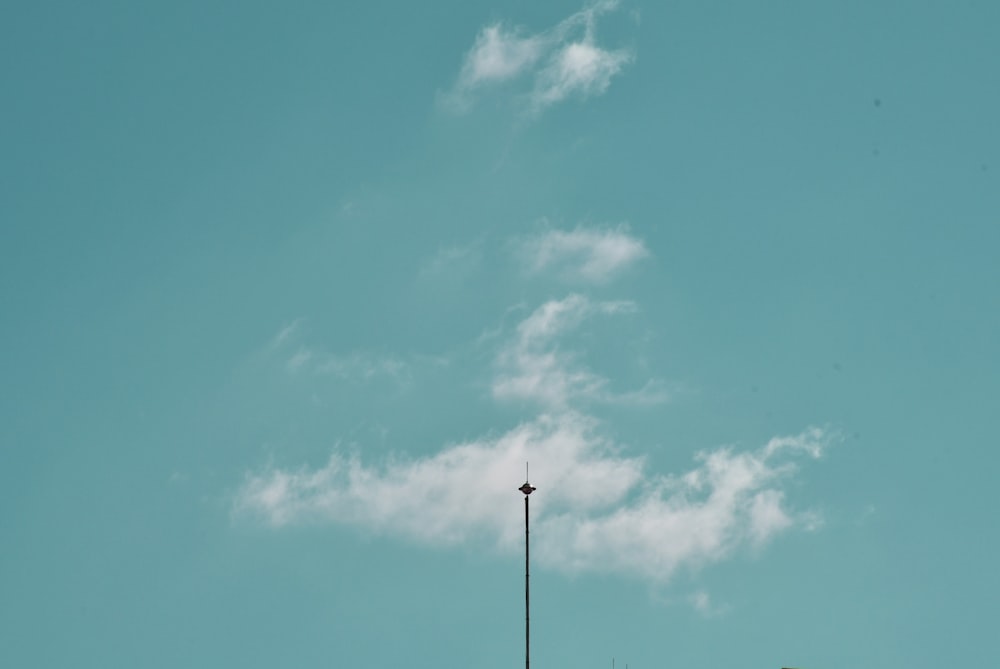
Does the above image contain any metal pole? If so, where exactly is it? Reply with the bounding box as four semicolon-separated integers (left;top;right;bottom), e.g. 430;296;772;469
525;492;530;669
519;476;536;669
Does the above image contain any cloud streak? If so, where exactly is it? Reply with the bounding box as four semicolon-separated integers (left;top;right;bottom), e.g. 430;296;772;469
273;322;410;383
444;1;634;115
517;225;649;283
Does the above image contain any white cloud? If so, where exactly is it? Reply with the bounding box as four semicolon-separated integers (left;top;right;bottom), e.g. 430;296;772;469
236;412;635;542
444;1;634;115
459;25;543;87
236;414;828;583
492;294;656;409
518;225;649;283
533;429;828;581
531;40;633;111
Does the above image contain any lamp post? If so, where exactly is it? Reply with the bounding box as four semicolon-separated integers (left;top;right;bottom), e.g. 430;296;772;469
519;474;536;669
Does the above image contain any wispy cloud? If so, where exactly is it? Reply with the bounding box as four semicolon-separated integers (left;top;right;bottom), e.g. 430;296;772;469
271;319;304;348
236;415;828;583
272;322;410;383
493;294;659;409
688;590;731;618
444;1;634;115
310;352;409;381
531;37;632;113
517;225;649;283
454;25;544;93
417;242;483;280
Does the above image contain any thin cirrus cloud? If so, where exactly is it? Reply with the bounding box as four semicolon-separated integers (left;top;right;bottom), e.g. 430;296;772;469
444;0;634;115
235;224;830;585
517;224;649;283
275;323;410;383
417;241;483;280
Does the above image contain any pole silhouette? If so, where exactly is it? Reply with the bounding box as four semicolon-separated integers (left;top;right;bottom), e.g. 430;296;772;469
519;468;536;669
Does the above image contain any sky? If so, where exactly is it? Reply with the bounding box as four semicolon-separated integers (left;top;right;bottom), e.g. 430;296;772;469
1;1;999;667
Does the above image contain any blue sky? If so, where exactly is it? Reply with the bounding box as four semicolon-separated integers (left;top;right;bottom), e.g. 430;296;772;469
2;1;999;667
